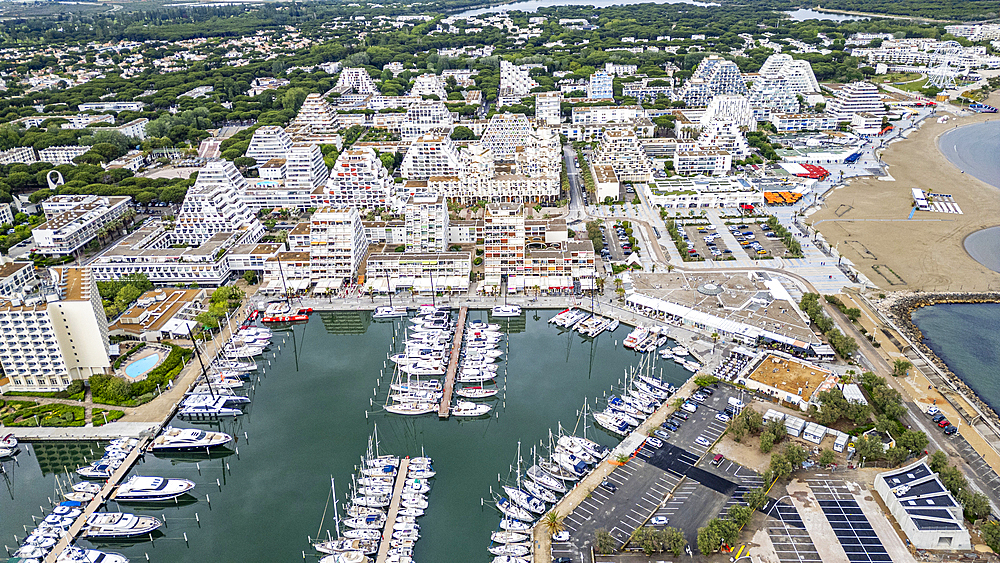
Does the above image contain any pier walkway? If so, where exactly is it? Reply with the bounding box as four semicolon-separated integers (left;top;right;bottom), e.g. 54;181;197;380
374;458;410;563
439;306;467;419
42;437;152;563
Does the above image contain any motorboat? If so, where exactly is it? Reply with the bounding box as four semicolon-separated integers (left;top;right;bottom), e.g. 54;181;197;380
489;543;530;557
55;547;129;563
468;321;500;331
344;514;385;529
182;393;250;407
373;306;408;319
1;433;17;448
503;486;546;514
594;411;631;436
113;476;196;502
15;545;48;559
83;512;162;538
400;497;427;510
456;386;499;399
407;468;436;479
496;497;533;521
319;552;370;563
391;530;419;542
346;505;386;517
451;401;492;417
356;485;393;497
351;496;391;508
491;305;522;317
526;465;567;493
460;361;498;372
491;557;529;563
392;522;419;533
672;345;689;357
178;400;244;420
77;461;119;479
683;360;701;373
342;528;381;540
623;326;649;349
315;538;379;555
73;482;102;495
457;372;496;383
151;427;232;452
357;476;393;487
385;402;437;416
491;531;529;544
20;533;58;550
409;456;433;466
553;452;588;477
0;446;17;458
398;361;445;376
405;478;431;494
522;479;558;503
65;491;95;502
398;507;424;517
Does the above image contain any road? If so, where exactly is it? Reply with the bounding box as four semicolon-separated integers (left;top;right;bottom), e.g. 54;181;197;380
562;143;585;222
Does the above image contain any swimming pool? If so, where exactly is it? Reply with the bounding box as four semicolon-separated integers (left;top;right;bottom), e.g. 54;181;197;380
124;353;161;379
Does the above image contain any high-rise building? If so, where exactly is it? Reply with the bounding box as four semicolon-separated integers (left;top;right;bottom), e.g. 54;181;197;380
483;203;524;278
701;95;756;130
284;144;329;192
310;207;368;287
317;147;394;210
410;74;448;100
405;195;449;253
678;55;747;107
592;128;654;183
535;91;562;126
175;161;263;245
400;101;455;141
0;267;111;392
245;126;294;165
33;195;133;256
335;68;379;95
290;93;338;134
587;71;614;99
480;113;533;160
757;54;820;94
400;134;463;180
498;60;538;106
827;82;885;121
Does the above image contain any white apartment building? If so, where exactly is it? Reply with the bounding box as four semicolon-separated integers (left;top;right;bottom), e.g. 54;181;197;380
0;262;35;299
226;243;283;274
400;101;455;141
0;267;111;393
571;105;644;125
405;195;449;253
261;252;313;295
674;150;733;177
701;96;756;130
592;128;654;183
0;202;12;226
535;91;562;126
78;101;145;112
0;146;37;165
365;252;472;294
364;221;407;247
411;73;448;99
115;118;149;140
401;134;463;180
33;195;133;256
38;145;89;165
678;55;747;107
945;24;1000;41
285;144;329;192
499;60;538;106
480;113;533;160
316;147;394;211
852;112;884;136
756;54;821;94
484;202;525;279
827;82;885;121
846;32;895;46
245;126;294;165
770;113;838;132
648;176;760;209
696;121;750;159
587;71;614;99
605;62;638;76
291;94;338;134
335;68;379;95
244;179;314;213
174;160;263;246
310;207;368;287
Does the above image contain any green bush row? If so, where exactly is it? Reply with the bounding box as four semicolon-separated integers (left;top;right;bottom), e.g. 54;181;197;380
112;342;147;370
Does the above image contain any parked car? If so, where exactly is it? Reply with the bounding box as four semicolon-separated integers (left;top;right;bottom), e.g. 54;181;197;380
682;402;697;413
926;406;941;416
654;429;671;440
932;413;946;423
662;420;679;431
699;387;714;396
712;454;725;466
715;413;730;423
650;516;669;526
692;393;707;403
695;436;711;447
646;437;663;448
938;419;950;428
600;480;617;493
944;425;958;435
673;411;689;420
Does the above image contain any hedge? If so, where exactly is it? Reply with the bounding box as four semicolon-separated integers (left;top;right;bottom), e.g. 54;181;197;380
112;342;147;370
91;344;192;405
1;402;85;427
3;380;85;400
92;409;125;426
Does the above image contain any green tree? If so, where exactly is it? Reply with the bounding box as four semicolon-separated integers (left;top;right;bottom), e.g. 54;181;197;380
759;432;774;453
929;450;949;472
818;449;836;466
743;487;767;509
892;359;912;377
663;527;686;556
594;529;617;554
697;524;720;555
783;443;808;468
769;452;793;479
450;125;477;140
980;520;1000;553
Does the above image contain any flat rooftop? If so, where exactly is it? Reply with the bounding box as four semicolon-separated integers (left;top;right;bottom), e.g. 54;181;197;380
746;353;833;397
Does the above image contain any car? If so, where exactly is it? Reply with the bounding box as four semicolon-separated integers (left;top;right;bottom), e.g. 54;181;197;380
761;225;771;231
662;420;679;430
688;249;698;254
699;387;714;396
682;402;697;413
723;249;733;254
646;436;663;448
673;411;689;420
650;516;669;526
600;479;617;493
938;419;950;428
712;454;725;466
689;253;700;259
692;393;707;403
926;406;941;416
715;413;730;423
695;436;711;447
668;416;684;427
553;557;572;563
944;425;958;435
654;429;671;440
932;413;946;423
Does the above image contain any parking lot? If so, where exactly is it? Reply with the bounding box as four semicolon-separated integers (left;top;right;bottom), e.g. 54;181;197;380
681;225;734;261
807;479;892;563
730;221;792;257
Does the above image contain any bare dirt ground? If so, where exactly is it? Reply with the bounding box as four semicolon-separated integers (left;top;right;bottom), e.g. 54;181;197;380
809;91;1000;292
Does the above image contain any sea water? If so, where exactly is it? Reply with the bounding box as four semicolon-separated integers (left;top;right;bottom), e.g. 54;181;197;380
0;309;690;563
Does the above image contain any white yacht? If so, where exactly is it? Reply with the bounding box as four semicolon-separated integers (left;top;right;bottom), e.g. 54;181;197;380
455;386;498;399
178;399;244;420
113;476;196;502
489;544;530;557
83;513;162;538
315;538;378;555
1;433;17;448
182;393;250;407
502;486;546;514
151;427;232;452
373;306;408;319
385;402;437;416
491;305;522;317
491;531;529;544
319;552;370;563
390;380;441;392
451;401;492;417
398;361;445;376
342;528;381;540
55;547;129;563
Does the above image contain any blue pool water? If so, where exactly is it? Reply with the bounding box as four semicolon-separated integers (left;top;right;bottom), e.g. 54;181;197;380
124;353;160;379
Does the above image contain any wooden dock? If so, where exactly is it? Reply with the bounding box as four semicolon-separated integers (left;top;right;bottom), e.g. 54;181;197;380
438;306;467;419
374;458;410;563
42;437;151;563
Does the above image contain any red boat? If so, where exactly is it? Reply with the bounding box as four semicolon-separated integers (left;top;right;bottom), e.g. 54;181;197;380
262;314;310;323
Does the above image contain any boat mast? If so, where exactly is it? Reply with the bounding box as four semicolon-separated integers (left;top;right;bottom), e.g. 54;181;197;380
275;254;292;307
331;476;341;539
186;322;216;399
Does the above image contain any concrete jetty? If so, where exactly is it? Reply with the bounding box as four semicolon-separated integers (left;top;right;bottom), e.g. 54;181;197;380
374;458;410;563
439;306;467;419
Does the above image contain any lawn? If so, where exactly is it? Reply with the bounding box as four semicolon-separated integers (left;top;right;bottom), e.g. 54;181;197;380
0;399;86;427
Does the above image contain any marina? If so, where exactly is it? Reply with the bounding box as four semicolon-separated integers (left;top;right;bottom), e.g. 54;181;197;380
0;308;695;563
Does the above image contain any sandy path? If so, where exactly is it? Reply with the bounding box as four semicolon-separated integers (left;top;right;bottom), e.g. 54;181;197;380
810;92;1000;292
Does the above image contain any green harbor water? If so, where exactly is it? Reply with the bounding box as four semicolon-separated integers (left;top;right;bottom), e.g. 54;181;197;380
0;309;693;562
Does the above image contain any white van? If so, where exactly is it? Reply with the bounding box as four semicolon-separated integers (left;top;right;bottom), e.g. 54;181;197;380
727;397;745;411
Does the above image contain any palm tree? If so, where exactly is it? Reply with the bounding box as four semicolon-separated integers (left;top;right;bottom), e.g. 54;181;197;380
711;332;719;352
542;511;565;537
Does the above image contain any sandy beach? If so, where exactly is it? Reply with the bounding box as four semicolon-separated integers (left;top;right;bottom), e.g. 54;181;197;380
809;92;1000;292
